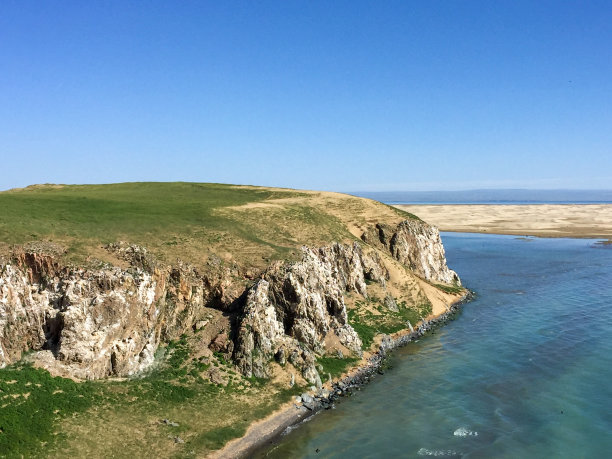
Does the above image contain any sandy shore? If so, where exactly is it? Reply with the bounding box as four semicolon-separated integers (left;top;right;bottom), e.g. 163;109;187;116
207;400;312;459
394;204;612;239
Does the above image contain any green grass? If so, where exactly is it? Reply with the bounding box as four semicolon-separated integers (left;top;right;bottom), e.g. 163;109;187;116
385;203;422;221
317;356;359;381
183;385;300;453
0;182;361;268
434;283;464;295
0;183;276;260
0;337;203;456
0;334;302;458
0;182;269;240
0;364;99;456
346;311;377;349
125;338;205;405
347;298;432;350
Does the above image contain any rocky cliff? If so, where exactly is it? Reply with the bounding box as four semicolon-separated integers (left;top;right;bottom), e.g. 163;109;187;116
233;243;379;384
361;220;460;284
0;218;459;384
0;245;242;379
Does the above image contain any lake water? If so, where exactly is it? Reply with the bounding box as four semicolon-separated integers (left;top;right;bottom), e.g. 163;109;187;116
259;233;612;458
349;189;612;204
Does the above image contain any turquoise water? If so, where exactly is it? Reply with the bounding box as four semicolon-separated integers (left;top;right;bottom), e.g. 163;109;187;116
260;234;612;458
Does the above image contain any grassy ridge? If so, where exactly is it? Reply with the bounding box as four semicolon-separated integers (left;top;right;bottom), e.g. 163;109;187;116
0;182;361;267
0;182;415;269
0;182;272;238
0;183;274;257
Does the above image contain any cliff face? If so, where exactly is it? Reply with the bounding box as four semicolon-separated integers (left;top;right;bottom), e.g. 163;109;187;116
361;220;460;285
0;246;242;379
0;218;459;383
2;254;164;379
233;243;380;384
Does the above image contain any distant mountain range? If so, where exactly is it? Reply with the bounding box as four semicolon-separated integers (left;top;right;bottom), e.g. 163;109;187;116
350;189;612;204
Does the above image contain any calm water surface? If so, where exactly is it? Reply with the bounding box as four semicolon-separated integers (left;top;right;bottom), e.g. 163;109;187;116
259;234;612;458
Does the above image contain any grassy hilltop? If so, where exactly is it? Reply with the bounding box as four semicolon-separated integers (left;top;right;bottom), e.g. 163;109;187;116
0;182;414;268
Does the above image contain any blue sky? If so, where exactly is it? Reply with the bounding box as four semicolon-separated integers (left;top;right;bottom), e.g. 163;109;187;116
1;1;611;191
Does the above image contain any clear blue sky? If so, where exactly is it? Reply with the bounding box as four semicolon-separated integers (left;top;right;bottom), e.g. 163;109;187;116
2;1;611;191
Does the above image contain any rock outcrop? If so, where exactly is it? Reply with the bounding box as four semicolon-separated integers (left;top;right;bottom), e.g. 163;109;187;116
0;218;460;383
361;219;460;285
0;256;158;378
0;246;240;379
233;243;379;383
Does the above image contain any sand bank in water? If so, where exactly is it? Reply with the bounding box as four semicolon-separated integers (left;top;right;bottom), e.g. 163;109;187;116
394;204;612;239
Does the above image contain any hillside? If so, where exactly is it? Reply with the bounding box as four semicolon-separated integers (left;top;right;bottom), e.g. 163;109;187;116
0;182;415;269
0;182;464;458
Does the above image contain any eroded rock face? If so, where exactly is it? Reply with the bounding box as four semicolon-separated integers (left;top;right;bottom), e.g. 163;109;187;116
0;263;49;366
234;243;386;384
362;219;460;285
0;259;158;378
0;218;459;382
0;248;237;379
361;249;389;286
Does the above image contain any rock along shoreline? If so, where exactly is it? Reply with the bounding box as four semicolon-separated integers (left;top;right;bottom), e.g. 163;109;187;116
213;291;474;459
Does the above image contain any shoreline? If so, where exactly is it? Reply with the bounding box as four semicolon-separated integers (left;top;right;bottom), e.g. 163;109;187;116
393;204;612;241
438;228;612;240
209;292;473;459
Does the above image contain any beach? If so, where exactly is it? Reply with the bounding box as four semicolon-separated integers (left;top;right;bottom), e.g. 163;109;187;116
394;204;612;239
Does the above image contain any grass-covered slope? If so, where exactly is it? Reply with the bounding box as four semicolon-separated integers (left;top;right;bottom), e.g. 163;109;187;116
0;335;301;458
0;182;413;268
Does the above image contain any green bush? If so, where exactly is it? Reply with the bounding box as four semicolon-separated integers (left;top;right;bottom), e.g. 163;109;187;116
317;356;359;380
0;364;99;456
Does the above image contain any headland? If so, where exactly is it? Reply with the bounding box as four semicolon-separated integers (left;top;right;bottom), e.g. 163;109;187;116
0;182;465;457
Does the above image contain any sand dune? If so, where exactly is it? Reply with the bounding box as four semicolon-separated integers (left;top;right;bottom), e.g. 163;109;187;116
394;204;612;239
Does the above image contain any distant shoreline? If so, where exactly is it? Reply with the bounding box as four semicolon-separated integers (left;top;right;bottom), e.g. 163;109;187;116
351;189;612;205
393;204;612;240
387;201;612;205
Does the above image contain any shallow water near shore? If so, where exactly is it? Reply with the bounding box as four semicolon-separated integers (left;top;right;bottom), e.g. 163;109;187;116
257;233;612;458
